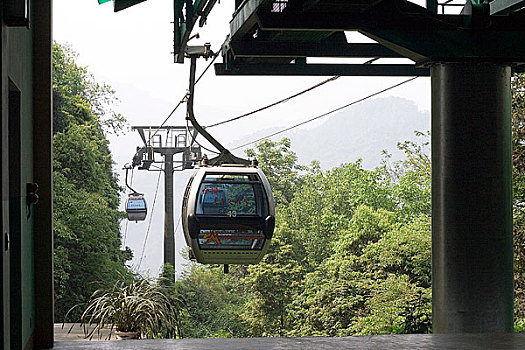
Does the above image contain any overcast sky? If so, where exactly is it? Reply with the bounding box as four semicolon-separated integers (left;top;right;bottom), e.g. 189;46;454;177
53;0;431;278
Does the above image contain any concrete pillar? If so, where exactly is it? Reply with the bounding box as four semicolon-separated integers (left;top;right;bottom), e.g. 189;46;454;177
431;63;514;332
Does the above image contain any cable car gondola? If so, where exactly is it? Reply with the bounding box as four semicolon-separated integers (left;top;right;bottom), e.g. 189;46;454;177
182;165;275;264
126;193;147;222
123;164;148;222
181;50;275;265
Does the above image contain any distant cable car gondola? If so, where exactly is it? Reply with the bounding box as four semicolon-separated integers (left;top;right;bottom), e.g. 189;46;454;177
123;164;148;222
182;165;275;264
126;193;147;222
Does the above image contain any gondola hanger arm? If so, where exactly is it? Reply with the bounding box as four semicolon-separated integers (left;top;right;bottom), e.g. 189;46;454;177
123;163;142;195
186;46;251;167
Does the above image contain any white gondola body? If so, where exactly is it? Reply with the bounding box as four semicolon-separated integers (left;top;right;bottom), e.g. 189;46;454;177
182;166;275;264
126;195;147;222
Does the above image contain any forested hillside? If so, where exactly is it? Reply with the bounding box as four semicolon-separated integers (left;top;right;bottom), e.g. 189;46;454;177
52;43;133;321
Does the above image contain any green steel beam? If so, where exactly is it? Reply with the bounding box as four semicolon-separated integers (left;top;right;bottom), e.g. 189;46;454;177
361;27;525;63
214;63;430;76
222;1;525;73
230;0;266;40
250;11;525;63
255;11;457;33
427;0;438;13
231;0;427;37
199;0;219;26
228;41;403;58
490;0;525;15
114;0;147;12
174;0;218;62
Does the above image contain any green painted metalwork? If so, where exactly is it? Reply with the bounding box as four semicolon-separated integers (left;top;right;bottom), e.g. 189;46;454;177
427;0;438;13
97;0;147;12
227;41;402;59
230;0;265;39
173;0;219;62
211;0;525;76
94;0;525;72
114;0;147;12
490;0;525;15
214;63;429;77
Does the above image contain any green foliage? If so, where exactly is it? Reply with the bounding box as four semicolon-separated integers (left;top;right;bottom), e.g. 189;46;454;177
350;216;432;335
278;163;397;267
333;205;396;257
350;276;431;335
358;215;432;288
54;124;113;195
289;207;431;337
159;263;176;288
516;318;525;333
53;42;133;321
380;131;431;220
246;138;305;206
175;265;246;338
512;74;525;322
54;166;130;320
52;43;127;135
288;263;364;337
241;239;305;336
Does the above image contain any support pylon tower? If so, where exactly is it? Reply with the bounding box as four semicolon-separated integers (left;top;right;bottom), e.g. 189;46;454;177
131;126;201;273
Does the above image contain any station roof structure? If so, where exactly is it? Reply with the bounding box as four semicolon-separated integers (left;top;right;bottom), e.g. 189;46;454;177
173;0;525;76
216;0;525;76
102;1;525;76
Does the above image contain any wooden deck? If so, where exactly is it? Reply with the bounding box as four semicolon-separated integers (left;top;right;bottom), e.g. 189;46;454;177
54;323;115;342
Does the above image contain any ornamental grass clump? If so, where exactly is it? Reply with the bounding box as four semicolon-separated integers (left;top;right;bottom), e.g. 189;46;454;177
67;278;183;339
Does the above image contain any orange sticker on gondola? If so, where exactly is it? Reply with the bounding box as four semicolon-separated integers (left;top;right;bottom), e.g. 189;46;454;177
203;231;221;245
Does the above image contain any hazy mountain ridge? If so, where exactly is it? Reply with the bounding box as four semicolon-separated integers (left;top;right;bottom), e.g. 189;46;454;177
230;97;430;170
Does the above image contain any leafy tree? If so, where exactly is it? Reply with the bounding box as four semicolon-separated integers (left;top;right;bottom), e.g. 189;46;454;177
351;215;432;335
290;207;431;336
278;162;400;268
380;131;431;220
53;42;132;321
512;73;525;327
175;265;246;338
240;239;304;336
350;276;431;335
52;43;126;135
246;138;305;206
358;215;432;289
